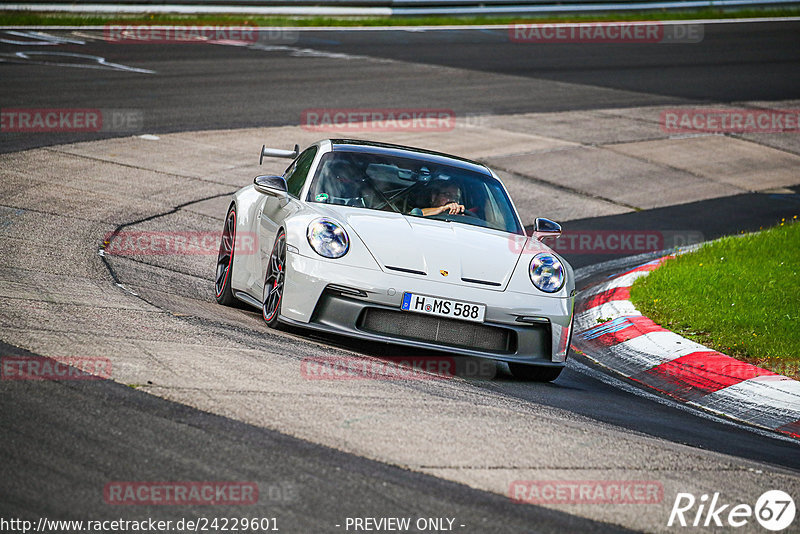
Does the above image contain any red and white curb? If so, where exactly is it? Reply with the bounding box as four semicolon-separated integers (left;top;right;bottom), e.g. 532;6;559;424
573;256;800;440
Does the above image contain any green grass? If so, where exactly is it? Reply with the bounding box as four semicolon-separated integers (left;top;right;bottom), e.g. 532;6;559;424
1;7;799;27
629;218;800;378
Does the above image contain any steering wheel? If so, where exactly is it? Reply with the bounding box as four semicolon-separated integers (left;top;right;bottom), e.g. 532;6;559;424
430;210;480;223
441;207;479;218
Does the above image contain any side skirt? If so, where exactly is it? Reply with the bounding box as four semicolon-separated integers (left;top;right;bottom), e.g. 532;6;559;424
233;290;263;310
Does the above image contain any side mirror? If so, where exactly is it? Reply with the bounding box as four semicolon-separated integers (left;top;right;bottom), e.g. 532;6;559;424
533;217;561;241
254;175;288;197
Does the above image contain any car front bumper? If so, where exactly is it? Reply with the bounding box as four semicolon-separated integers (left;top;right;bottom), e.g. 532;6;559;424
281;251;574;365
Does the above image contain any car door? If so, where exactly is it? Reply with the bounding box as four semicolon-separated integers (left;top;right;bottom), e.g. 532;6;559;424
255;146;319;299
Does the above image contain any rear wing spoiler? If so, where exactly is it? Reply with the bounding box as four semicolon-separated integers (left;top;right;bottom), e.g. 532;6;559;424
260;144;300;165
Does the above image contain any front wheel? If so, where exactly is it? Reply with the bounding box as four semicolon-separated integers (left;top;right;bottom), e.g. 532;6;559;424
262;231;287;329
508;363;563;382
215;206;238;306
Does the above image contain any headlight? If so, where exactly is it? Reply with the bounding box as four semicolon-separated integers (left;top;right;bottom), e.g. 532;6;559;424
307;218;349;258
529;253;565;293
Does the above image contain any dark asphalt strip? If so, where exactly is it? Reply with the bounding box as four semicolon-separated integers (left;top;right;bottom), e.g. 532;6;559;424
557;186;800;269
0;342;632;533
483;354;800;471
295;22;800;103
1;22;798;153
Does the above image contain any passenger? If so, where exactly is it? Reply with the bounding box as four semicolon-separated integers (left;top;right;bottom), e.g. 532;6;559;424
315;160;365;205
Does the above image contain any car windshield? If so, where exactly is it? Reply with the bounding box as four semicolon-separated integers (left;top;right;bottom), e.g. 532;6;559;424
306;150;524;235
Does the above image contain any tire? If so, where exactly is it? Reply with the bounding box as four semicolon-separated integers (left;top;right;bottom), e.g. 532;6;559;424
262;231;287;329
214;206;238;306
508;363;563;382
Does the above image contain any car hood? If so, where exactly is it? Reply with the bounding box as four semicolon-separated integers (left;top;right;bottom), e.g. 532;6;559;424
312;205;550;290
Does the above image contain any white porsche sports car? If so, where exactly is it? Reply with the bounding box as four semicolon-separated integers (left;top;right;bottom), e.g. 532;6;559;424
215;139;574;381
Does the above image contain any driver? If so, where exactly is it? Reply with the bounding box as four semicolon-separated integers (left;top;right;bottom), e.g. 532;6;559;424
412;180;465;217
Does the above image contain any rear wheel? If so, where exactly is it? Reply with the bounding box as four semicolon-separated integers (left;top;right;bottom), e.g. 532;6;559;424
509;363;563;382
262;231;286;329
214;206;238;306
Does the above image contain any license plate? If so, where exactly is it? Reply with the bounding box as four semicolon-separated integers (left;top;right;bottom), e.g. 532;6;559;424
401;292;486;323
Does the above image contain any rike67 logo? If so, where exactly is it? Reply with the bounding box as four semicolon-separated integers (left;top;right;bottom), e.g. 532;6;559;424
668;490;795;531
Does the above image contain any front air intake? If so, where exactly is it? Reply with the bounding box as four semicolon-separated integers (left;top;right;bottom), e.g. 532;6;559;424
358;308;515;353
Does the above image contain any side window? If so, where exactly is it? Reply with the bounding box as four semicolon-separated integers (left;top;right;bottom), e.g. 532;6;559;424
284;146;318;198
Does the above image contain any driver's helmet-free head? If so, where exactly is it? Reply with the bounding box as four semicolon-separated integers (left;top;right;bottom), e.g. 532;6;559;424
430;179;462;206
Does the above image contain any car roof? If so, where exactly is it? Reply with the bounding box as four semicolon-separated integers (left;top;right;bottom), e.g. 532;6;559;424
328;139;491;176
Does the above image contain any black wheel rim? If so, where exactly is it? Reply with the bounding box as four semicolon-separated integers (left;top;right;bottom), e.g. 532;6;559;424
263;233;286;322
215;210;236;298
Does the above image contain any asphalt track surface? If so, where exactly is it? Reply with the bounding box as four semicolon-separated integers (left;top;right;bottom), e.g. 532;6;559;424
1;342;629;533
1;22;800;532
1;20;799;153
